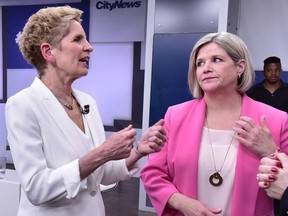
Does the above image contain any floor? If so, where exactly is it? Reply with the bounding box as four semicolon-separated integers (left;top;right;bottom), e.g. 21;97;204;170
102;178;281;216
102;177;157;216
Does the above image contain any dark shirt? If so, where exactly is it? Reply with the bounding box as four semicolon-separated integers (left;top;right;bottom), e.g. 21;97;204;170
246;80;288;113
281;187;288;215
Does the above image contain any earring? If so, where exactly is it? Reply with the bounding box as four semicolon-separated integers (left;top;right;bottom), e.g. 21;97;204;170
238;73;242;79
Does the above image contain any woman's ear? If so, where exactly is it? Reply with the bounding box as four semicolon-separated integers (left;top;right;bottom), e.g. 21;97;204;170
40;42;54;63
237;59;246;77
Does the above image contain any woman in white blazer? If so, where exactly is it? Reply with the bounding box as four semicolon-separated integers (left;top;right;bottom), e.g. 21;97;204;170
5;6;166;216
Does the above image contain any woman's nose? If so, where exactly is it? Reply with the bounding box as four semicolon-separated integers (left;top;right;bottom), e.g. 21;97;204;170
203;62;212;74
84;40;93;53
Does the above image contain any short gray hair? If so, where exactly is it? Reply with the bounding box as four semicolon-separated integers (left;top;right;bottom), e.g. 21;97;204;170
18;6;83;75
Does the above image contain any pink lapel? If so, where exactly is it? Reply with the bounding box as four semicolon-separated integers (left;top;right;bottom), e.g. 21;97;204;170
169;98;206;198
231;94;272;215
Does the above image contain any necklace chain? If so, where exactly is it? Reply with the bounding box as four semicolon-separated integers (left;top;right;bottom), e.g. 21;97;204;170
56;95;74;110
205;116;235;186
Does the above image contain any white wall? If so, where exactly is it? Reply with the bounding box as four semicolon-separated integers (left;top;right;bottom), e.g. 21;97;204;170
238;0;288;71
0;105;6;157
73;42;134;126
138;0;156;212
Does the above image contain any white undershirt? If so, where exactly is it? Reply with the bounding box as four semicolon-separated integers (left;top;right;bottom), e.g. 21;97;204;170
198;127;239;216
75;115;95;151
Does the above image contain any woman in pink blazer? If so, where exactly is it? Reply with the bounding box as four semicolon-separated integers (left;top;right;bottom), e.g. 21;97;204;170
140;32;288;216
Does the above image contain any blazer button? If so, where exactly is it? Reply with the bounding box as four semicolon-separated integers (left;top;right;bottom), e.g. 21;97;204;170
90;191;96;196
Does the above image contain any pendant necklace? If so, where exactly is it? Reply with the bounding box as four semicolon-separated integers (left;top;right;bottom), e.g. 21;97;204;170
56;95;75;110
205;117;235;187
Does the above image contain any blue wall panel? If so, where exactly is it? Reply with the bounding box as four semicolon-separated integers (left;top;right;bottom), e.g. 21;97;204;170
149;33;206;125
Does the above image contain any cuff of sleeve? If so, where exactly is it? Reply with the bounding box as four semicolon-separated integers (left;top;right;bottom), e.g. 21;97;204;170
119;159;140;178
128;161;140;177
102;159;140;184
280;187;288;215
60;159;88;199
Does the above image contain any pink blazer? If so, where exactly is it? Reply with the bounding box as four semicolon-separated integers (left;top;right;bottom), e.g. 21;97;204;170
141;94;288;216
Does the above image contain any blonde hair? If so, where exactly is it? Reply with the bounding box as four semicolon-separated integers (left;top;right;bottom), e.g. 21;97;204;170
18;6;83;75
188;32;255;98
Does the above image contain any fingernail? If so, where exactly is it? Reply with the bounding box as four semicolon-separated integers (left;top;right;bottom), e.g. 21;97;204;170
264;182;269;186
277;148;283;153
276;162;283;168
271;167;278;173
269;175;276;180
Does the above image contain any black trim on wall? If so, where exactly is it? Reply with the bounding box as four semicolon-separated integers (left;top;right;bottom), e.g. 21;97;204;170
104;42;144;131
131;42;144;127
0;8;7;103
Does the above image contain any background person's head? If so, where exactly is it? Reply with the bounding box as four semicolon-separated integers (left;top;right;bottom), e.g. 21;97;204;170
18;6;83;75
188;32;255;98
263;56;282;84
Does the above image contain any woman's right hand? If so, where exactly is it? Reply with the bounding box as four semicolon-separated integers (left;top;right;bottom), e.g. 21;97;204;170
79;125;136;179
168;193;222;216
257;151;288;200
102;124;137;160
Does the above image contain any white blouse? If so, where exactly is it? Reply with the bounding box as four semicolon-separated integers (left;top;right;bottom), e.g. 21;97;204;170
198;127;239;216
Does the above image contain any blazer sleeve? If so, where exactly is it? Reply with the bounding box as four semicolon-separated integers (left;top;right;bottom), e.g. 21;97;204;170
140;99;204;216
140;107;179;216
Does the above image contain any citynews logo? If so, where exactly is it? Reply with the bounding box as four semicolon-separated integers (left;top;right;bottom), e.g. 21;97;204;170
96;0;142;11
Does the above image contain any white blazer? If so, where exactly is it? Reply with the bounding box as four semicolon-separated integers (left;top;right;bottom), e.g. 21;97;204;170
5;77;138;216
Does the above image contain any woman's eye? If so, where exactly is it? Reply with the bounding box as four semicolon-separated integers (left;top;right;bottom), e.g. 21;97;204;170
74;37;80;41
73;36;83;42
196;61;204;67
212;58;222;63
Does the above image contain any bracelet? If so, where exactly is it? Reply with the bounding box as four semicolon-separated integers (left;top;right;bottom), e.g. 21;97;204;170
134;145;148;157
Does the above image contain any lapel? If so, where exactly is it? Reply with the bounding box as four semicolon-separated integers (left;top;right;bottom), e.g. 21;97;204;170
188;99;206;198
231;94;261;215
170;99;206;198
30;77;91;157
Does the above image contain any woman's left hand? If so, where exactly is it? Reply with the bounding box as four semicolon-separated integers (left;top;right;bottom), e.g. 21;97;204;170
233;115;277;157
137;119;166;156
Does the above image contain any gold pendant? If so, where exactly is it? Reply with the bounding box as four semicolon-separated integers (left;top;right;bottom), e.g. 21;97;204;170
209;172;223;186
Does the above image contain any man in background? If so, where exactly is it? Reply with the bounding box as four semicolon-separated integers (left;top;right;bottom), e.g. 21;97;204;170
247;56;288;113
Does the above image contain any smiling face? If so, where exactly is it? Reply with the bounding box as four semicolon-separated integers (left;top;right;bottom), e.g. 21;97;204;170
52;19;93;81
195;42;243;95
